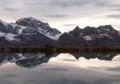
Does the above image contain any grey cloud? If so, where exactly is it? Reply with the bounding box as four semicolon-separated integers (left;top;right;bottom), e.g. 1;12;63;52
0;0;14;6
107;14;120;19
25;3;42;6
0;0;120;32
23;0;116;8
24;0;46;6
4;7;19;12
50;0;95;7
91;0;119;7
23;0;88;7
1;0;120;10
110;8;120;12
44;14;69;18
48;0;118;8
23;0;120;15
50;0;90;8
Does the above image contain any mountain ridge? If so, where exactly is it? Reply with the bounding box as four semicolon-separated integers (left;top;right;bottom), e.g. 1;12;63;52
0;17;61;46
58;25;120;46
0;17;120;46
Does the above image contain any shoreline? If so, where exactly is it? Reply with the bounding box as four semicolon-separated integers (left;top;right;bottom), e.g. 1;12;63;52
0;46;120;53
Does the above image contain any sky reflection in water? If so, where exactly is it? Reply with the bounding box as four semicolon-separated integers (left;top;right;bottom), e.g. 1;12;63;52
0;53;120;84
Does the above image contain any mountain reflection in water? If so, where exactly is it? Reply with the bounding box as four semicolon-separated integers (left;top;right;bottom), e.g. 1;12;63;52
0;52;119;68
0;52;120;84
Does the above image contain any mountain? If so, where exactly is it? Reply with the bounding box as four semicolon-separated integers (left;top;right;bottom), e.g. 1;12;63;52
58;33;86;45
0;17;120;46
58;25;120;46
0;17;61;46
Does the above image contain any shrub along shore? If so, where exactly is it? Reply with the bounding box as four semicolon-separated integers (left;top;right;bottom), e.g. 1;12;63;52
0;45;120;53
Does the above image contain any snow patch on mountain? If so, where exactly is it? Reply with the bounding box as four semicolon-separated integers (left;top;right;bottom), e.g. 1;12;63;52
99;34;109;37
18;26;27;34
0;32;5;37
38;29;61;40
0;19;8;26
84;36;92;41
15;17;61;41
99;33;112;39
5;33;16;41
45;33;62;40
0;32;17;41
37;27;61;40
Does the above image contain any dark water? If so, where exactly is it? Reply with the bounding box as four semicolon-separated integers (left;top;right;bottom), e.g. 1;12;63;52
0;52;120;84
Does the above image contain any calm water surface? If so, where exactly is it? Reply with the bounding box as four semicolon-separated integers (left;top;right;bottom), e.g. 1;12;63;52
0;52;120;84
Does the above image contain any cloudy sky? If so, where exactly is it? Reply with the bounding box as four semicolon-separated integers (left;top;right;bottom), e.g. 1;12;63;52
1;0;120;32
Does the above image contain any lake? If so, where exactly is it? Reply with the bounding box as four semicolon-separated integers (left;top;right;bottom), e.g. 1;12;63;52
0;52;120;84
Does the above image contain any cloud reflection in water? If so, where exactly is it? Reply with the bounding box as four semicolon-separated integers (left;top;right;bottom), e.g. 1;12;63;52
0;53;119;84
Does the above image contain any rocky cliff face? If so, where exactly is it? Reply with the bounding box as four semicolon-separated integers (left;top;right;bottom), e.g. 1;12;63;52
0;17;61;46
58;25;120;46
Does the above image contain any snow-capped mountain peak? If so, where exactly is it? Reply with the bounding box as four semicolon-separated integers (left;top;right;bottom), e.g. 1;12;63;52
16;17;43;27
0;17;61;45
0;17;119;46
15;17;61;40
